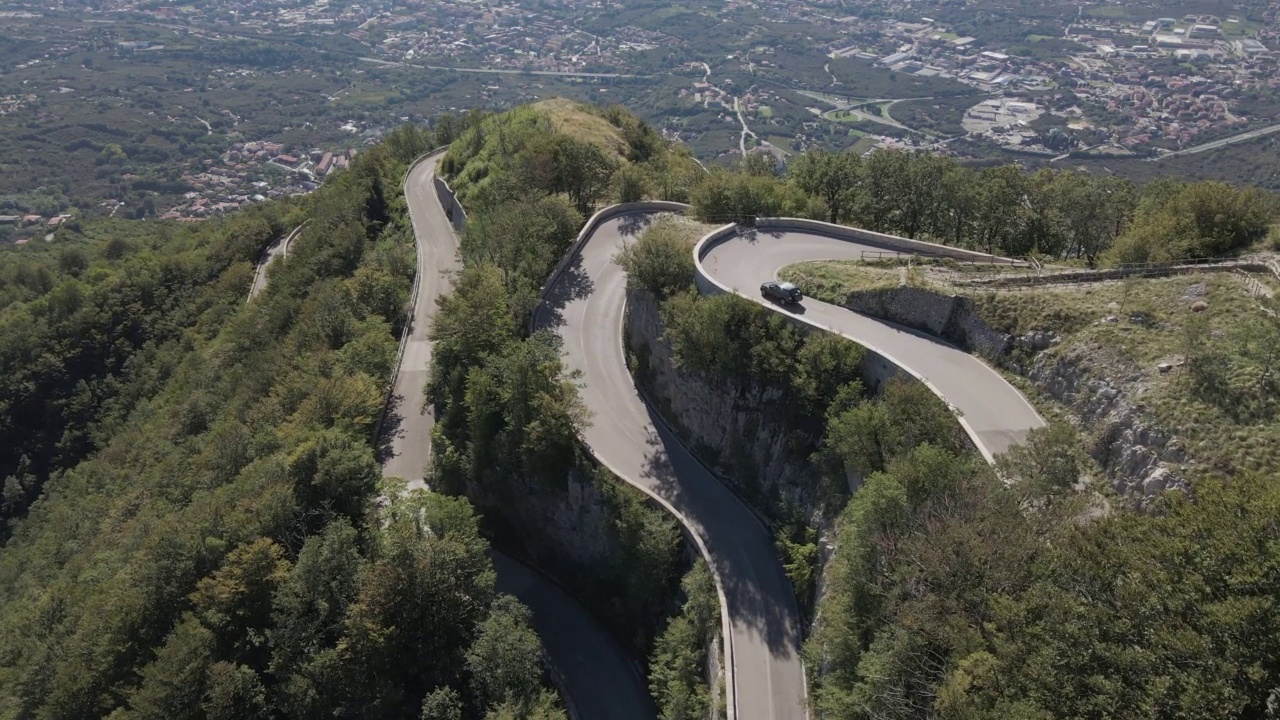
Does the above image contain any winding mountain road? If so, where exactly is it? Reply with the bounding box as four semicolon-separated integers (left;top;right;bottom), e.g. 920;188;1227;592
394;154;655;720
247;222;306;302
401;152;1046;719
534;213;807;720
697;226;1045;461
531;212;1047;719
383;152;457;489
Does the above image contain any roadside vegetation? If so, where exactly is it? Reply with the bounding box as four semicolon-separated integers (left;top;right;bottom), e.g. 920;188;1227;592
685;146;1279;266
441;99;704;214
623;180;1280;719
0;125;570;720
785;260;1280;482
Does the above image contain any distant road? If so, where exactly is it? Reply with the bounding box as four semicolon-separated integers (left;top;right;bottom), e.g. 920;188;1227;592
798;90;919;132
1152;121;1280;160
359;56;642;78
733;97;757;154
247;223;305;302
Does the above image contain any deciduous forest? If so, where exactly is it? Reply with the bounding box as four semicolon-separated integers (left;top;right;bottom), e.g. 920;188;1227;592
4;97;1280;720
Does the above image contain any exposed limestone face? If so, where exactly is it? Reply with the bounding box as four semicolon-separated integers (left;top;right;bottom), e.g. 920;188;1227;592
624;289;823;520
829;285;1190;504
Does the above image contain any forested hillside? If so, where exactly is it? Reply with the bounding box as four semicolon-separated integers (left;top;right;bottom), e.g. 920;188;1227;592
0;127;565;720
5;93;1280;720
619;151;1280;719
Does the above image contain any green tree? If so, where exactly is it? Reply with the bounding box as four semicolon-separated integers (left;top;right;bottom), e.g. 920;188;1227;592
648;563;717;720
269;519;363;681
973;165;1029;256
788;150;860;224
421;687;463;720
617;217;697;299
996;421;1083;499
202;662;268;720
612;163;653;203
556;137;617;214
287;429;381;532
190;537;291;666
124;616;215;720
484;691;567;720
466;595;544;710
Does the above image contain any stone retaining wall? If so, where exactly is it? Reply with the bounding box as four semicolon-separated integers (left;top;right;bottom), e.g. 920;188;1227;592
837;286;1012;360
625;289;825;515
433;175;467;233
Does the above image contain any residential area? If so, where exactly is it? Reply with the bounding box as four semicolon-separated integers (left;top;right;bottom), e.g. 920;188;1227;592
160;144;360;221
819;8;1280;156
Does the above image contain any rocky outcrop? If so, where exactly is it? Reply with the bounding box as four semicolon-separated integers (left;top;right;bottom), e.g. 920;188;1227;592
467;470;620;570
1025;345;1190;505
463;466;691;656
625;289;831;521
837;286;1010;360
831;285;1189;504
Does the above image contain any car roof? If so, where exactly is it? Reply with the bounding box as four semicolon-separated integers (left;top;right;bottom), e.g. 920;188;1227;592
777;281;797;290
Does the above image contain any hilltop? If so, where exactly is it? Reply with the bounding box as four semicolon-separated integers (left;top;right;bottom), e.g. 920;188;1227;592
440;99;702;214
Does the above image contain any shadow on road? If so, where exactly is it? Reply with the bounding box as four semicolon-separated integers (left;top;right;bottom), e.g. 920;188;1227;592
771;300;807;316
637;405;800;661
536;257;595;330
374;393;408;465
618;212;657;238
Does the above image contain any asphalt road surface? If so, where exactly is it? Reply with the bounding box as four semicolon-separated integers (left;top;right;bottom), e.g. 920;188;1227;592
1152;120;1280;160
700;227;1046;460
247;223;305;302
492;552;655;720
396;156;657;720
383;153;458;487
534;213;807;720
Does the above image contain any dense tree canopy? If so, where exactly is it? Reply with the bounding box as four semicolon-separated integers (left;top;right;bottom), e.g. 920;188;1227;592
686;148;1277;265
0;126;561;720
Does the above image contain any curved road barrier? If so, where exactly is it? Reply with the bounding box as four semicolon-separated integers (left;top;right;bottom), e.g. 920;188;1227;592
694;221;1046;463
393;154;656;720
754;217;1023;265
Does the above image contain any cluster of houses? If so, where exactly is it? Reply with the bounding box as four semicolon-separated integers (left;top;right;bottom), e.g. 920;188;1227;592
0;214;71;244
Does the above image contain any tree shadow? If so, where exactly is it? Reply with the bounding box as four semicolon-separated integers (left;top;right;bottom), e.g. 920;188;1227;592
618;212;656;238
374;391;408;465
637;405;801;662
535;257;596;331
535;212;653;331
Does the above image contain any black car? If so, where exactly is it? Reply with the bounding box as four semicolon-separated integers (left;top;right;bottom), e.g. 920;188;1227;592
760;281;802;304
